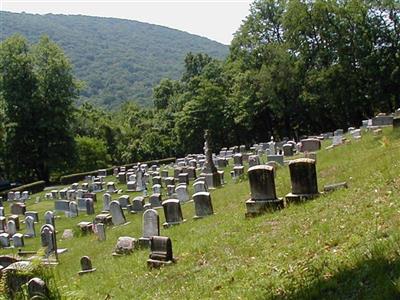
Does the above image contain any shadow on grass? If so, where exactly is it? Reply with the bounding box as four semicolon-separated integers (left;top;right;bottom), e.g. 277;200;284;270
279;256;400;300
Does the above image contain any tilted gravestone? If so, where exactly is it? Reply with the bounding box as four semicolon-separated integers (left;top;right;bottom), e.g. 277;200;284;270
162;199;185;228
193;192;214;219
110;201;126;225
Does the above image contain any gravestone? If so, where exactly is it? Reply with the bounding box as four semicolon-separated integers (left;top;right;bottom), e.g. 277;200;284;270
248;155;261;167
7;191;15;201
152;184;162;194
147;236;175;268
131;197;145;213
0;217;6;231
127;181;136;192
152;176;162;186
0;233;10;247
86;199;95;215
54;200;70;212
44;211;55;227
201;130;221;189
245;165;284;217
7;220;16;236
8;215;20;230
12;233;24;247
96;223;106;241
267;155;284;165
110;201;126;225
28;278;49;299
233;153;243;166
164;177;175;186
162;199;185;228
69;201;79;218
178;173;189;185
40;224;57;259
10;203;26;215
107;182;117;193
103;193;112;211
176;185;190;203
187;167;197;180
0;207;3;217
118;195;130;209
24;216;36;238
149;194;162;208
283;144;294;156
167;185;175;197
78;256;96;275
136;169;145;191
139;209;160;247
113;236;136;255
285;158;319;202
161;170;169;178
193;181;208;193
193;192;214;219
233;166;245;178
25;211;39;223
300;138;321;152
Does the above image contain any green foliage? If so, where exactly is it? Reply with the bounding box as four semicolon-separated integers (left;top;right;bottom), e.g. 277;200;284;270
0;34;78;183
0;11;228;108
75;136;111;172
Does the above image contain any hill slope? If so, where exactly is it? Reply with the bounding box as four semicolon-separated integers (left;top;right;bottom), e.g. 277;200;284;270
0;11;229;108
1;129;400;298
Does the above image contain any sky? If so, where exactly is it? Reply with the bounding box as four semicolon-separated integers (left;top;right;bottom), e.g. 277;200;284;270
0;0;253;44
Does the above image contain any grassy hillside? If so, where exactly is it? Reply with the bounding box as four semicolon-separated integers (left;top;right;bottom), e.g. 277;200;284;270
1;129;400;299
0;11;228;108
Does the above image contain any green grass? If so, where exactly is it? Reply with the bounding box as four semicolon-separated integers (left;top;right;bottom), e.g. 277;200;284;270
2;129;400;299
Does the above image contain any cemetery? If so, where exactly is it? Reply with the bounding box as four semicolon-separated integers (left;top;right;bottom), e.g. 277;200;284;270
1;125;400;298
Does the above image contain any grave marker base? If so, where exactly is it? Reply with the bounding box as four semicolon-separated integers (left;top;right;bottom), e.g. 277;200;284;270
162;220;186;229
285;193;320;203
245;198;284;218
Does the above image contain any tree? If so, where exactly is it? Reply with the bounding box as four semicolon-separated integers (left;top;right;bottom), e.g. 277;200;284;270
75;136;110;172
0;35;79;182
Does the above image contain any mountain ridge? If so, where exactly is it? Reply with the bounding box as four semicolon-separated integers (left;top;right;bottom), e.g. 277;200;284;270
0;11;229;108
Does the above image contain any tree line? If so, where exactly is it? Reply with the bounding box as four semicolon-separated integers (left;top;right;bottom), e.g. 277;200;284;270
1;0;399;183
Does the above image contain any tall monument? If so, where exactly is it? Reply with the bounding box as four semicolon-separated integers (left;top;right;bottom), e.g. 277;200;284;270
201;130;221;189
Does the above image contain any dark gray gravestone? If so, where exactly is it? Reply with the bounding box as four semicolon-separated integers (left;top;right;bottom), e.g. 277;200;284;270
193;192;214;219
162;199;185;228
78;256;96;275
147;236;175;268
28;277;49;299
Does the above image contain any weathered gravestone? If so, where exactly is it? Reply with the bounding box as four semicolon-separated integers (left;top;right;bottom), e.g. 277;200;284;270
10;203;26;215
285;158;319;202
0;233;10;247
248;155;261;167
118;195;130;209
147;236;175;268
78;256;96;275
7;220;17;236
162;199;185;228
40;224;57;259
113;236;136;255
149;194;162;208
103;193;112;211
25;211;39;223
131;197;145;213
24;216;35;238
152;184;162;194
86;199;95;215
176;185;190;203
193;192;214;219
201;130;221;189
110;201;126;225
69;201;79;218
193;181;208;193
139;209;160;247
96;223;106;241
44;211;55;227
245;165;284;217
300;138;321;152
54;200;70;212
28;277;49;299
8;215;20;230
12;233;24;248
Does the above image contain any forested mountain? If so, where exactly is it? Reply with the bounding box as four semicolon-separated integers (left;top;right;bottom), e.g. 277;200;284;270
0;11;228;108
